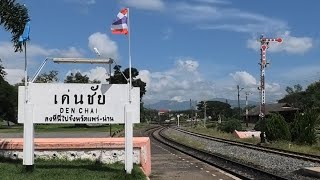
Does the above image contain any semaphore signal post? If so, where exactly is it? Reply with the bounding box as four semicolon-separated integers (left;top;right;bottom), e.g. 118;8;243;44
258;35;282;143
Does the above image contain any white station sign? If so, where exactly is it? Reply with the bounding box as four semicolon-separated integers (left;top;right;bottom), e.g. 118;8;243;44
18;83;140;124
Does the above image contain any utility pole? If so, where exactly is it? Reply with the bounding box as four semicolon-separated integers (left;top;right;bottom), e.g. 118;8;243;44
194;100;197;126
204;101;207;128
190;99;192;128
237;85;244;119
245;92;252;128
258;35;282;143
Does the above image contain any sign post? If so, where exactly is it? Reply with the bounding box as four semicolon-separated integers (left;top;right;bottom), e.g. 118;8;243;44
23;103;34;169
125;104;134;173
177;114;180;127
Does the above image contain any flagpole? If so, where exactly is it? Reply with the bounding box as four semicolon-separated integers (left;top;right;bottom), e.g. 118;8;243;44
24;42;27;91
125;7;133;174
128;8;132;103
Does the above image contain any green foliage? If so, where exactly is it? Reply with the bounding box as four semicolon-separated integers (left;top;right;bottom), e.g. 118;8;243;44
34;70;59;83
0;158;146;180
265;113;291;141
107;65;146;100
197;101;233;120
64;72;100;83
108;65;126;84
140;103;158;123
279;82;320;110
218;118;242;133
305;81;320;109
206;122;216;129
291;110;319;145
279;91;308;110
0;76;18;123
285;84;303;95
0;0;29;52
254;119;266;131
0;58;6;79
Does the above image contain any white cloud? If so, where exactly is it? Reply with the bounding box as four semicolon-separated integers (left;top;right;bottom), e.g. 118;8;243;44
228;71;284;101
3;69;24;84
135;61;285;104
182;3;313;54
137;70;151;90
247;31;313;54
171;96;185;102
65;67;108;83
173;2;287;33
279;65;320;80
88;32;118;59
0;41;84;84
176;59;199;72
121;0;165;11
230;71;257;87
141;58;212;102
84;67;108;83
174;3;220;22
171;1;312;53
0;42;84;69
193;0;230;4
65;0;96;5
266;82;281;93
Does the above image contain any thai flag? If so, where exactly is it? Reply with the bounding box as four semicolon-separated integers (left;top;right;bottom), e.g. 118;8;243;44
111;8;128;35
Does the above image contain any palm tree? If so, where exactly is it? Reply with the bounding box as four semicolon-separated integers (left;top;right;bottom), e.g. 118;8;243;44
0;0;29;52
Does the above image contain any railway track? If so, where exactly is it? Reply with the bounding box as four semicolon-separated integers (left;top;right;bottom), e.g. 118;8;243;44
163;126;320;179
152;126;289;180
172;127;320;163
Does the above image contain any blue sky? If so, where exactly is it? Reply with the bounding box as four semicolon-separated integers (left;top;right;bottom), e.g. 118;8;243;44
0;0;319;104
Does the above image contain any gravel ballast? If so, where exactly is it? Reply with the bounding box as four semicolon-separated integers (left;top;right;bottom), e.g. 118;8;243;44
164;128;320;180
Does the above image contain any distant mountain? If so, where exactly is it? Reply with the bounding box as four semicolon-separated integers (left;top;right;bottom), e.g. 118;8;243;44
144;98;259;111
144;100;193;111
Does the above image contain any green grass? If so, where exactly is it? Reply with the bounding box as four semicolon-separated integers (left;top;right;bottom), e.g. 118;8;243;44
0;157;146;180
165;131;206;150
133;123;156;130
185;126;320;156
0;124;123;133
266;141;320;156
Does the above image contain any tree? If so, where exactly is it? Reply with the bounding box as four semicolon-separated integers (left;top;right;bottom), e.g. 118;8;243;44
285;84;303;95
279;82;320;110
0;73;18;125
197;101;232;120
0;0;29;52
107;65;146;100
217;118;242;133
265;113;291;141
278;91;307;110
34;70;59;83
64;72;100;84
140;104;158;123
291;110;319;145
304;81;320;109
0;58;6;80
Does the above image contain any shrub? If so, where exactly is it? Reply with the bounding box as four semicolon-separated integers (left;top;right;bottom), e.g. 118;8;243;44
218;118;242;133
254;119;266;131
206;122;216;129
291;110;319;145
265;113;291;141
